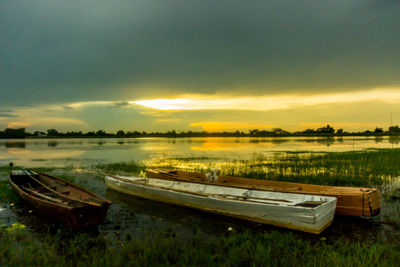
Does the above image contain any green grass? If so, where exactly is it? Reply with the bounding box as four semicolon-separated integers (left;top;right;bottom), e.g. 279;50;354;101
2;149;400;266
0;229;399;267
97;162;146;175
218;149;400;187
0;181;19;203
96;148;400;188
150;149;400;187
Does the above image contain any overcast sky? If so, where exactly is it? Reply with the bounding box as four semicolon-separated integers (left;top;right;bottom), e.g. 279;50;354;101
1;0;400;132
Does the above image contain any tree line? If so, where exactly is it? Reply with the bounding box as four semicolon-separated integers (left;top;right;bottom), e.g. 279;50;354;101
2;125;400;139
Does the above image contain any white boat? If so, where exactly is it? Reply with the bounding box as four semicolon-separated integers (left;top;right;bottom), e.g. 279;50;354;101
105;174;337;234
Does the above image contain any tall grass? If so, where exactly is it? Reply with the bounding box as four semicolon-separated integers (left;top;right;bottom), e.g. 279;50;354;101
220;149;400;187
97;162;146;175
97;149;400;187
2;149;400;265
1;229;399;266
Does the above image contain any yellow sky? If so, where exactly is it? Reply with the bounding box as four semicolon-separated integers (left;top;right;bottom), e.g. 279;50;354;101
133;89;400;111
3;88;400;132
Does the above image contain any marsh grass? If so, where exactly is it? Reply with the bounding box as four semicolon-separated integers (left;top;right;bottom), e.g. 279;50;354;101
219;149;400;187
0;181;19;203
97;162;146;175
2;149;400;266
97;148;400;187
1;229;399;267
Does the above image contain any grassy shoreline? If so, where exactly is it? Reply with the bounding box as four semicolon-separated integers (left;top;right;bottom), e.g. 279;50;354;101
98;148;400;187
1;229;399;266
1;149;400;265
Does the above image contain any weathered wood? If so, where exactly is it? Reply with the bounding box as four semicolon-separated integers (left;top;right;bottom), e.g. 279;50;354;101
23;187;66;204
147;169;380;217
9;169;112;228
23;171;103;207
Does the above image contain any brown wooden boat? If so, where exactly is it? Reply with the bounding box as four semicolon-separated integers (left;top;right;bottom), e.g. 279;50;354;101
9;169;111;228
146;169;380;217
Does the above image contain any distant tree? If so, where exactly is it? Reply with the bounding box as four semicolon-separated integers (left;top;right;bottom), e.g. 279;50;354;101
389;125;400;133
65;131;82;137
1;128;26;138
336;128;344;134
116;130;125;136
272;128;289;135
167;130;177;136
33;131;46;137
131;131;140;136
302;129;316;134
374;127;384;133
47;129;59;137
317;125;335;134
249;129;259;135
95;130;106;136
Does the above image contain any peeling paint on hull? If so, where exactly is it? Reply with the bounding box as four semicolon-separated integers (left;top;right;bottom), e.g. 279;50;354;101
105;175;336;234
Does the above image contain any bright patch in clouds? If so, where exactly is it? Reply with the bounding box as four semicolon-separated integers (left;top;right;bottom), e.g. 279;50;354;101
8;122;31;128
133;89;400;111
66;101;115;109
190;122;275;132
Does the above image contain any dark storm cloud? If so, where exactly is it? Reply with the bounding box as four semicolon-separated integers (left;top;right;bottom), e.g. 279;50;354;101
0;109;16;117
0;109;14;113
1;0;400;105
0;113;17;118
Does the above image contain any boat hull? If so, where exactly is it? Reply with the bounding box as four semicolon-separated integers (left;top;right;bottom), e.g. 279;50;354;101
147;169;380;217
9;171;111;228
105;175;336;234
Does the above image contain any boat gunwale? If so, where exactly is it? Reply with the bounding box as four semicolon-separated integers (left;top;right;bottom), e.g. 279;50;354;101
147;169;378;194
33;170;112;205
146;169;380;217
8;175;77;209
105;175;336;234
106;174;336;210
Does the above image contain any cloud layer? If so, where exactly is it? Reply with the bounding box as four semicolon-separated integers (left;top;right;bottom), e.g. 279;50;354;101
1;0;400;107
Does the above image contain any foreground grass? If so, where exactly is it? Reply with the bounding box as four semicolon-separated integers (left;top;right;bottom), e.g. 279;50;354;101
1;229;399;267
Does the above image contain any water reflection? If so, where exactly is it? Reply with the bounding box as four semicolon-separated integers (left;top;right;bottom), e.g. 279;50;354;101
5;141;26;149
1;137;400;168
389;136;400;145
47;141;58;147
316;137;335;147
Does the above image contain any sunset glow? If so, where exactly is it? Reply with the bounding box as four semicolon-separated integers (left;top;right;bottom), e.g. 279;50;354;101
190;122;275;132
133;89;400;111
2;1;400;133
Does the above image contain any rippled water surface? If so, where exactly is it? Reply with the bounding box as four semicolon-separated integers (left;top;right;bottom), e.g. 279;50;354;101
1;136;400;167
0;137;399;242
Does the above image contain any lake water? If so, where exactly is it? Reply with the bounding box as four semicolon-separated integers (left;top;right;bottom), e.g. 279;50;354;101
0;136;398;241
1;136;400;168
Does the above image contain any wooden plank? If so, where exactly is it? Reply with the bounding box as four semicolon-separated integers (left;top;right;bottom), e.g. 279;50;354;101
23;187;65;204
25;171;103;207
146;169;380;217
